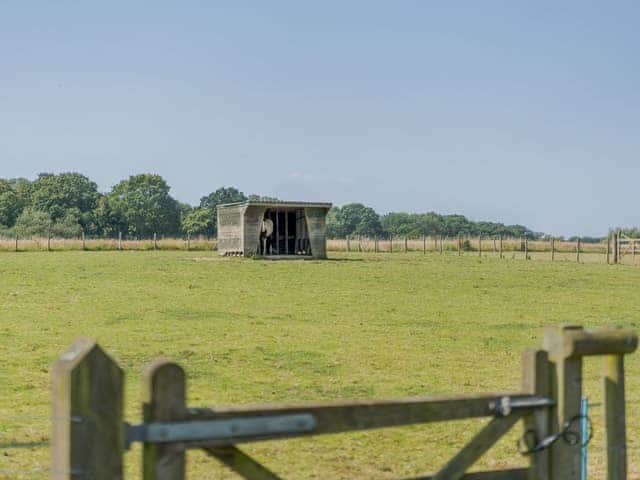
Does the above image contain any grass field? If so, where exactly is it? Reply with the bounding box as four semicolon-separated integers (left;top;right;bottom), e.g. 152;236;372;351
1;251;639;479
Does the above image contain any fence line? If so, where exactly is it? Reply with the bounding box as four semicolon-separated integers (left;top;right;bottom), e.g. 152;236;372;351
1;233;638;266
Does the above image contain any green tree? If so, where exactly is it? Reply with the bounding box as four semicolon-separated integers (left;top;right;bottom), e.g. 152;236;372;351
199;186;247;235
181;208;213;236
12;208;53;237
327;203;382;237
29;173;100;232
99;174;181;238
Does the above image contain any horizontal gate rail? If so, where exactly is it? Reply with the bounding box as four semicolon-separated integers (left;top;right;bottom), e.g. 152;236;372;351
135;393;552;448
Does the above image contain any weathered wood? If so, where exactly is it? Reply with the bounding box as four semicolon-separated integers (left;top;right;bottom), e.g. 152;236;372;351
203;446;282;479
524;236;528;260
522;349;550;480
458;235;462;256
432;413;523;480
576;238;580;263
15;235;18;252
499;235;503;259
604;355;627;480
405;235;408;252
551;238;555;262
606;236;610;264
143;361;188;480
51;339;124;480
185;393;536;447
440;236;444;255
543;326;583;480
478;235;482;257
544;327;638;358
81;230;86;250
118;231;122;250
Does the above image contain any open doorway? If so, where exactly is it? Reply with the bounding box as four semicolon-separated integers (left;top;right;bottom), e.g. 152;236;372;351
259;208;311;256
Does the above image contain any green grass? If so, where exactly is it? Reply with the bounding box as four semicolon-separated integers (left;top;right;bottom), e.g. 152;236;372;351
1;251;639;479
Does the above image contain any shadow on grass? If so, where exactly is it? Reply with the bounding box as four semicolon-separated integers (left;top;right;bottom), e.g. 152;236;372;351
0;440;49;449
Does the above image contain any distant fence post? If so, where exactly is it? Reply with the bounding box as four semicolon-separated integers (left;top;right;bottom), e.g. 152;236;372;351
358;234;362;252
499;235;503;259
81;230;86;251
551;238;555;262
458;235;462;256
118;231;122;251
48;229;52;252
389;235;392;253
51;339;124;480
347;235;350;252
576;238;581;263
478;235;482;257
374;235;378;253
153;233;158;251
15;235;18;252
524;236;528;260
606;235;611;264
404;235;408;252
187;233;191;251
440;236;444;255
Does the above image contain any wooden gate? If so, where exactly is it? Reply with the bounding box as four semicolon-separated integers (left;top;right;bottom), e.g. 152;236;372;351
51;325;637;480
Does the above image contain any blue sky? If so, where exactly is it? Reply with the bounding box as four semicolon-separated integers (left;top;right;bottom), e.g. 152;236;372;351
1;2;639;236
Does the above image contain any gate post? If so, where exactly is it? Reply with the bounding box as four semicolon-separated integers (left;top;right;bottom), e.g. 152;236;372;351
604;354;627;480
143;361;188;480
543;326;583;480
51;339;124;480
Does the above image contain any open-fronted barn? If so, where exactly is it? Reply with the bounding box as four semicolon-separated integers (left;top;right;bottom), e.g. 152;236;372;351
216;200;332;259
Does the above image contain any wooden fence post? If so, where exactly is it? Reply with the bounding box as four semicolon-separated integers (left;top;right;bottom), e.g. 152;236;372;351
390;235;393;253
404;235;408;252
440;236;444;255
543;326;584;480
458;235;462;256
154;233;158;251
616;230;621;264
551;238;555;262
576;239;580;263
48;229;52;252
604;354;627;480
499;235;503;259
358;234;362;252
374;235;378;253
143;361;187;480
15;235;18;252
606;236;611;264
51;339;124;480
478;235;482;257
347;235;350;252
522;349;550;480
81;230;86;251
524;236;529;260
118;231;122;251
187;233;191;251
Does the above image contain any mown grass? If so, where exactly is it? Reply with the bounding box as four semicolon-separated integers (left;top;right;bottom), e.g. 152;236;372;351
1;251;639;479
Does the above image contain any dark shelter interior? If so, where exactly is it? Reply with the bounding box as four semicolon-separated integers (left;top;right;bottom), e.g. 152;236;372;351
259;208;311;256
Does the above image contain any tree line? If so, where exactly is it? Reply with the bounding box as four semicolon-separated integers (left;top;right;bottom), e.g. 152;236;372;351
0;171;606;241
